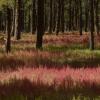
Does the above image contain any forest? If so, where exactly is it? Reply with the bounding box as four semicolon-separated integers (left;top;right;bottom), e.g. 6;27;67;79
0;0;100;100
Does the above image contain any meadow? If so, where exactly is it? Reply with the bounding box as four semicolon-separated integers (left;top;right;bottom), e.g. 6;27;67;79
0;33;100;100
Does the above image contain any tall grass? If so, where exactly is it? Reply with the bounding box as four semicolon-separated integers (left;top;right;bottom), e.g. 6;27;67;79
0;67;100;99
0;50;100;70
0;34;100;99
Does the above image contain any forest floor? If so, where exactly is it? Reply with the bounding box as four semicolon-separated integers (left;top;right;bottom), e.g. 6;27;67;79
0;33;100;100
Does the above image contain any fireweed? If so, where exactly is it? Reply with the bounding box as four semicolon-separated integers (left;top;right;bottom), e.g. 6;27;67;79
0;67;100;99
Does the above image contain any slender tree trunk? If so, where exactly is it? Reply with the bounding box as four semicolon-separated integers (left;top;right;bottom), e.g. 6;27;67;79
79;0;83;35
53;0;57;32
11;1;16;36
24;8;27;32
0;12;4;31
56;0;61;35
0;11;2;31
72;2;75;30
61;0;65;33
27;6;31;32
36;0;44;49
31;0;36;34
90;0;95;50
69;0;72;31
74;0;79;30
21;0;24;32
85;0;89;32
49;0;53;33
71;6;74;30
3;10;7;34
44;0;47;32
14;0;21;40
95;0;99;35
6;7;11;53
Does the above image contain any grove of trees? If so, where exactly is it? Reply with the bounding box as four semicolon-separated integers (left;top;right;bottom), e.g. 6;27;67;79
0;0;99;51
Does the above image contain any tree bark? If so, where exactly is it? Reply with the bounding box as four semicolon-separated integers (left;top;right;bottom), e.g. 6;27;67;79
90;0;95;50
95;0;99;35
49;0;53;33
61;0;65;33
56;0;61;35
31;0;36;34
53;0;57;32
6;7;12;53
36;0;44;49
11;0;16;36
68;0;72;31
14;0;22;40
79;0;83;35
85;0;89;32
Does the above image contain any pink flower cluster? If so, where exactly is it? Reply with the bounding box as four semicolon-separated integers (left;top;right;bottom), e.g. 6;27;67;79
43;35;89;45
0;67;100;92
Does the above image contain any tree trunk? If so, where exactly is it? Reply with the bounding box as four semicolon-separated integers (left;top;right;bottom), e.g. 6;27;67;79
6;7;12;53
11;0;16;36
49;0;53;33
74;0;78;30
61;0;65;33
68;0;72;31
90;0;95;50
14;0;22;40
27;6;31;32
56;0;61;35
31;0;36;34
21;0;24;32
0;11;2;31
95;0;99;35
85;0;89;32
36;0;44;49
53;0;57;32
79;0;83;35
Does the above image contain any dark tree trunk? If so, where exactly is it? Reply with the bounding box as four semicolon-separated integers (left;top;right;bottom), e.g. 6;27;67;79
68;0;72;31
36;0;44;49
85;0;89;32
21;0;24;32
74;0;78;30
56;0;61;35
24;8;27;32
27;6;31;32
49;0;53;33
95;0;99;35
53;0;57;32
3;10;7;34
90;0;95;50
61;0;65;33
6;7;12;53
31;0;36;34
79;0;83;35
0;12;4;31
0;11;2;31
71;6;74;30
73;3;76;30
44;0;48;32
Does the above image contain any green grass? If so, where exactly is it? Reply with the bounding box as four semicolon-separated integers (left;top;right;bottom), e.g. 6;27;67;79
44;44;89;51
0;48;100;69
0;94;100;100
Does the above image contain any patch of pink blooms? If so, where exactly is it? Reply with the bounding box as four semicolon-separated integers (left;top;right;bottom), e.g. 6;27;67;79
0;66;100;89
